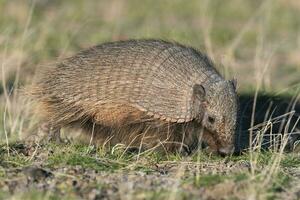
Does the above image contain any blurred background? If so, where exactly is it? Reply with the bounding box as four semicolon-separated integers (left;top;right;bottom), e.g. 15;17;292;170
0;2;299;199
0;0;299;141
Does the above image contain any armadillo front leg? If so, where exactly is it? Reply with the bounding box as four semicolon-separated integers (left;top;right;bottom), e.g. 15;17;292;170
39;122;62;143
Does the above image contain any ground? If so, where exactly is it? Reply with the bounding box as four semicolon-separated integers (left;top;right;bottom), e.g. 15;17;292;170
0;0;299;200
0;142;299;200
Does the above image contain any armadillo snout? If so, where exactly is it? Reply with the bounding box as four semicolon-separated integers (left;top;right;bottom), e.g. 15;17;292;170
217;145;235;156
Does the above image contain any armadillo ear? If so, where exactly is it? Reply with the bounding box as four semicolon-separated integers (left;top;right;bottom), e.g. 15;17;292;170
230;78;237;90
193;84;206;102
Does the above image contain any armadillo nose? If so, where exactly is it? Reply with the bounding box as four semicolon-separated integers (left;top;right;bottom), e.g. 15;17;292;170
218;146;235;156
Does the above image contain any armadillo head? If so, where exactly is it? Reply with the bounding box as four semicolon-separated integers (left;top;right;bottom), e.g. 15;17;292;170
194;80;238;155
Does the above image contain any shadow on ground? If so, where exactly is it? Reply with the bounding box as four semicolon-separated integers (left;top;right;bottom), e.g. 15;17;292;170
236;93;300;152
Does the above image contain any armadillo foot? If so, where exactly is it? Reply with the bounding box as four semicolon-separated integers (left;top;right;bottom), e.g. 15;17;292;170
39;123;62;143
126;146;143;154
286;133;300;151
182;147;192;156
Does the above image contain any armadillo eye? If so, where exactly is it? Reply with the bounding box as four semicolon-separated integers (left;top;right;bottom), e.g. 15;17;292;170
208;116;215;124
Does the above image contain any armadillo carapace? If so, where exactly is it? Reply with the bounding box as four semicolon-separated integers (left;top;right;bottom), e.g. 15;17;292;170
32;39;238;155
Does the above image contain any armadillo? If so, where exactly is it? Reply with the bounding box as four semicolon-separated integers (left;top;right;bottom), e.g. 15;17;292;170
31;39;238;155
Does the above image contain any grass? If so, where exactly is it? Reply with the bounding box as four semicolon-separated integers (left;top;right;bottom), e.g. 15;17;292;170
0;141;299;199
0;0;299;199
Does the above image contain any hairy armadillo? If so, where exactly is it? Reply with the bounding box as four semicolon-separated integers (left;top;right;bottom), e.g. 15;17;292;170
31;39;238;155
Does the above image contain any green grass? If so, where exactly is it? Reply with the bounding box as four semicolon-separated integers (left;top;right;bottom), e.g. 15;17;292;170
0;141;299;199
280;154;300;168
192;174;228;187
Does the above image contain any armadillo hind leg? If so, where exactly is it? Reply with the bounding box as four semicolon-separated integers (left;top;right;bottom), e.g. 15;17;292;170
38;122;62;143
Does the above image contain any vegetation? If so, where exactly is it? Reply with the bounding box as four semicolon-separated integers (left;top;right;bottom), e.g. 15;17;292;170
0;0;299;199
